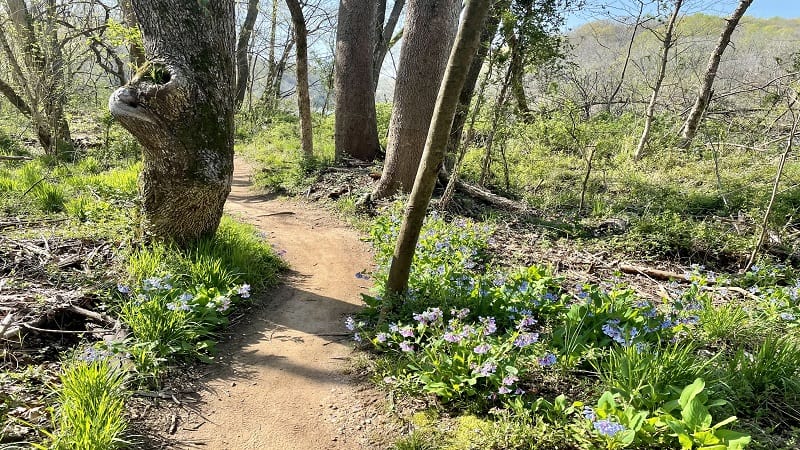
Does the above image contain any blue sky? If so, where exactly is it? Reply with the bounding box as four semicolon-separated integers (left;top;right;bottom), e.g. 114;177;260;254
747;0;800;18
564;0;800;30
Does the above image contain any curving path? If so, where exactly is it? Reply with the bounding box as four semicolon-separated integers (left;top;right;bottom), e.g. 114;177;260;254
170;159;375;449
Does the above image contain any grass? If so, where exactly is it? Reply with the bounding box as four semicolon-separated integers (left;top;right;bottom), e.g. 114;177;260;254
47;358;129;450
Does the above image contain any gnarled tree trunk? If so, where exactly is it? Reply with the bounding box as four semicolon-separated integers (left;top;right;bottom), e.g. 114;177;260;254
108;0;235;245
334;0;380;161
372;0;460;199
286;0;314;159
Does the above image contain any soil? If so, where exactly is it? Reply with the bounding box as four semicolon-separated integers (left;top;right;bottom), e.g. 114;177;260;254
136;159;399;449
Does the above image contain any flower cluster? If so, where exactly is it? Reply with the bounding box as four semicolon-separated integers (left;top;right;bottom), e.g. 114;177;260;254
593;419;626;437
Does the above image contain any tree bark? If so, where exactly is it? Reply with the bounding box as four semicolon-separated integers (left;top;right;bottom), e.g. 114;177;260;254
120;0;147;69
445;2;505;165
286;0;314;159
372;0;460;199
334;0;380;161
235;0;260;109
634;0;683;161
108;0;236;245
679;0;753;149
3;0;73;156
384;0;492;296
372;0;406;92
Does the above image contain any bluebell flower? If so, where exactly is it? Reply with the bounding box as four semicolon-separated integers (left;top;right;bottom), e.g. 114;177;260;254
498;386;512;394
473;343;491;354
399;326;414;338
593;419;626;437
481;316;497;335
117;284;131;295
443;332;462;343
344;316;356;331
513;333;539;348
375;332;388;343
501;375;518;385
538;353;557;367
399;341;414;352
353;333;362;343
477;361;496;376
583;407;596;421
237;284;251;298
780;312;796;321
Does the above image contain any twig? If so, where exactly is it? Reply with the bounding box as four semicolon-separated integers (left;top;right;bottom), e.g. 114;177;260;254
619;264;691;283
22;323;113;334
746;106;799;271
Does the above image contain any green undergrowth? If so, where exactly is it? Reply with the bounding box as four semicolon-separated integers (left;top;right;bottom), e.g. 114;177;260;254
115;216;287;381
2;132;286;446
458;109;798;266
352;204;800;449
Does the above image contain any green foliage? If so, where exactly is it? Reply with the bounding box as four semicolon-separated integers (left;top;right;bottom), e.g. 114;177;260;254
32;182;66;213
48;357;128;450
658;378;751;450
121;217;285;378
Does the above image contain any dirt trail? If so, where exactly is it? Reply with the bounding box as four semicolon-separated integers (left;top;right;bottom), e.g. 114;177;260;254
170;159;376;449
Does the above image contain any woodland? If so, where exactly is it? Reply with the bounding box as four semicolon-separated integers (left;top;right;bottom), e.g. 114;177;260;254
1;0;800;448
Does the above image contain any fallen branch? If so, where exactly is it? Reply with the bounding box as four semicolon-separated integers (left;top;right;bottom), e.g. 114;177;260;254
453;180;532;214
619;264;690;282
0;155;33;161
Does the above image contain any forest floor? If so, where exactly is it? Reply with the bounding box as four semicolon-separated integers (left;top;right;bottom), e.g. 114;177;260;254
134;159;398;449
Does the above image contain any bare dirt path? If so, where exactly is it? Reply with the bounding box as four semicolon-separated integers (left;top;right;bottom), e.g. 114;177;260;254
169;159;381;449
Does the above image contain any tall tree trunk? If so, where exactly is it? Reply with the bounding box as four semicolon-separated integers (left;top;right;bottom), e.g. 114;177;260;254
479;62;512;186
372;0;406;92
235;0;260;109
445;1;505;165
334;0;380;161
108;0;235;245
606;1;644;113
504;24;531;121
384;0;492;296
679;0;753;149
120;0;147;69
372;0;460;199
286;0;314;159
634;0;682;161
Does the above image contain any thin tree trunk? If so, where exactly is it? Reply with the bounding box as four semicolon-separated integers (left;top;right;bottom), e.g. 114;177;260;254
445;1;505;166
441;51;496;208
109;0;236;244
372;0;406;92
235;0;260;109
334;0;380;161
634;0;682;161
372;0;460;199
384;0;492;296
286;0;314;159
479;63;512;186
679;0;753;149
745;108;799;271
606;1;644;112
120;0;147;69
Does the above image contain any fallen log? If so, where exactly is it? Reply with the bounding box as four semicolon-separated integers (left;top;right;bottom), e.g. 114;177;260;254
0;155;33;161
453;180;532;214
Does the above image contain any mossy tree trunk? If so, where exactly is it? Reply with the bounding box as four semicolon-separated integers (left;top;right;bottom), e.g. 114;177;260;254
372;0;460;199
108;0;235;245
385;0;492;295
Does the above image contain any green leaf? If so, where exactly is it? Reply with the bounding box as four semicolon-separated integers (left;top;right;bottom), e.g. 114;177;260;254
680;378;706;408
618;429;635;446
678;433;694;450
682;399;712;431
716;430;751;449
711;416;737;430
597;391;617;414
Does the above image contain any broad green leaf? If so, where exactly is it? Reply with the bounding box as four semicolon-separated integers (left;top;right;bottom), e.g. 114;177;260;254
618;429;635;446
678;433;694;450
680;378;705;408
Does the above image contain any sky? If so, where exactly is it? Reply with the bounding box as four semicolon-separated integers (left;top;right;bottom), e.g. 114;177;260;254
564;0;800;30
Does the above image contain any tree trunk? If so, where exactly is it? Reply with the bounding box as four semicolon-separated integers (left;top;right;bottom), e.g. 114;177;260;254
634;0;682;161
479;62;512;186
120;0;147;69
445;2;504;165
334;0;380;161
286;0;314;159
384;0;492;296
372;0;406;92
108;0;235;245
235;0;260;109
372;0;460;199
679;0;753;149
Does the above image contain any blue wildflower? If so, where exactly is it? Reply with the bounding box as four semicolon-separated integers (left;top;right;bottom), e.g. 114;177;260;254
593;419;626;437
473;343;491;354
